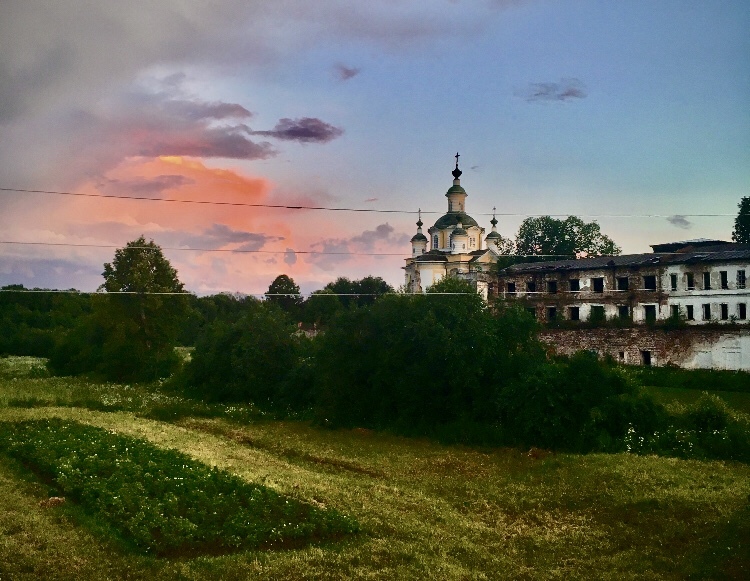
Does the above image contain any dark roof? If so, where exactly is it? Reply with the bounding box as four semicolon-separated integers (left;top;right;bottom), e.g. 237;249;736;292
650;239;731;253
413;250;448;263
485;231;502;239
452;227;468;237
445;184;466;197
431;211;480;229
410;232;428;242
500;243;750;275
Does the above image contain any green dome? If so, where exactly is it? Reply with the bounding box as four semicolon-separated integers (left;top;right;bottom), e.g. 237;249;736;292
411;232;428;242
485;231;502;239
452;227;468;237
445;185;466;196
432;211;479;229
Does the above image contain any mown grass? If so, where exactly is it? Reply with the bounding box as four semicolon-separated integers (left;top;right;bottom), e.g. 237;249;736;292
645;385;750;415
0;357;749;579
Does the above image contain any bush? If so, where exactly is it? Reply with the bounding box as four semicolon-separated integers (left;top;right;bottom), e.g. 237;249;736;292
313;279;543;433
176;303;310;411
496;351;641;451
0;419;359;556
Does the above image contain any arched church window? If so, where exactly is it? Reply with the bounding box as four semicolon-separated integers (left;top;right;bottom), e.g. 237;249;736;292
433;235;439;249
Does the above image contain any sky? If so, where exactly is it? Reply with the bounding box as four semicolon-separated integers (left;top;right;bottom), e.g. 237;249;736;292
1;0;748;295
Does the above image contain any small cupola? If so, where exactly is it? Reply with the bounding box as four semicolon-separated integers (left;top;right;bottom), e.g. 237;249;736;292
445;152;467;213
410;209;428;256
485;207;502;248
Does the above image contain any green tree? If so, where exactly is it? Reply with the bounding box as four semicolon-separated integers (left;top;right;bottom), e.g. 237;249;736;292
732;196;750;244
49;237;187;381
514;216;620;261
313;277;542;433
302;289;344;327
265;274;302;315
178;303;310;410
323;276;393;307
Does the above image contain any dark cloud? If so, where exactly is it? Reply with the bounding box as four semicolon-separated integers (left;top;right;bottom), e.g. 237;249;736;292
252;117;344;144
0;256;102;291
520;78;587;102
667;215;693;230
103;174;195;197
335;64;361;81
138;127;276;160
284;248;297;265
308;223;408;270
161;100;252;121
187;224;283;251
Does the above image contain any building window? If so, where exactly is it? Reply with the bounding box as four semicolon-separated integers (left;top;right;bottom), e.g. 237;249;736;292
720;303;729;320
526;307;536;319
569;278;580;292
703;272;711;290
618;351;625;362
526;281;536;293
643;275;657;291
720;271;728;290
670;274;677;291
592;277;604;293
739;303;747;320
432;234;439;249
641;350;652;366
590;305;605;322
547;280;558;294
738;270;747;289
702;303;711;320
569;306;580;321
507;282;516;295
670;305;679;319
618;305;629;319
644;305;657;322
686;273;694;290
617;277;629;291
686;305;694;320
469;237;476;247
547;306;557;320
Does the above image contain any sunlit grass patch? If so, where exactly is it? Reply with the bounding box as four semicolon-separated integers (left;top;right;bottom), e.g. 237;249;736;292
0;418;359;557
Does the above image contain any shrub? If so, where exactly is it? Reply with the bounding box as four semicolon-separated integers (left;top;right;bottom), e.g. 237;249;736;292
497;351;639;451
0;419;358;556
176;303;309;411
313;280;543;433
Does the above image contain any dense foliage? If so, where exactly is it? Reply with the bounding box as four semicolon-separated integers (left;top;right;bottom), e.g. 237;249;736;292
322;276;394;308
732;196;750;244
514;215;621;261
49;237;188;382
0;419;358;556
0;285;90;357
177;302;313;411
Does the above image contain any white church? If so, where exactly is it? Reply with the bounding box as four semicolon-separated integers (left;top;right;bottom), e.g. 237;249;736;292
403;155;505;298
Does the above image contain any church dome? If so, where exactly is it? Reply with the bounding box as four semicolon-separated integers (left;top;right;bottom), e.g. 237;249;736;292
485;230;502;240
411;232;428;242
452;226;468;237
432;211;479;229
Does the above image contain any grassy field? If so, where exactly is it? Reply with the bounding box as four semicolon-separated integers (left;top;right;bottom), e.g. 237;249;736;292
1;356;749;579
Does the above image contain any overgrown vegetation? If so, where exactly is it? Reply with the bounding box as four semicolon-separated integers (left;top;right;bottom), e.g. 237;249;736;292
0;418;358;556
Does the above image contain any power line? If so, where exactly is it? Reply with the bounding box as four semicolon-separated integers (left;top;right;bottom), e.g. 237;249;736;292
1;187;742;218
0;187;424;215
0;240;578;258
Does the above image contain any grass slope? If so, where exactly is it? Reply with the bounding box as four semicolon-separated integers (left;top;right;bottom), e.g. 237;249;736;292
0;357;749;579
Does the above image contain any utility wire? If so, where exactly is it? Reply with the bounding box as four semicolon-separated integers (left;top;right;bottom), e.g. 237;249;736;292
0;240;576;258
1;187;742;218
